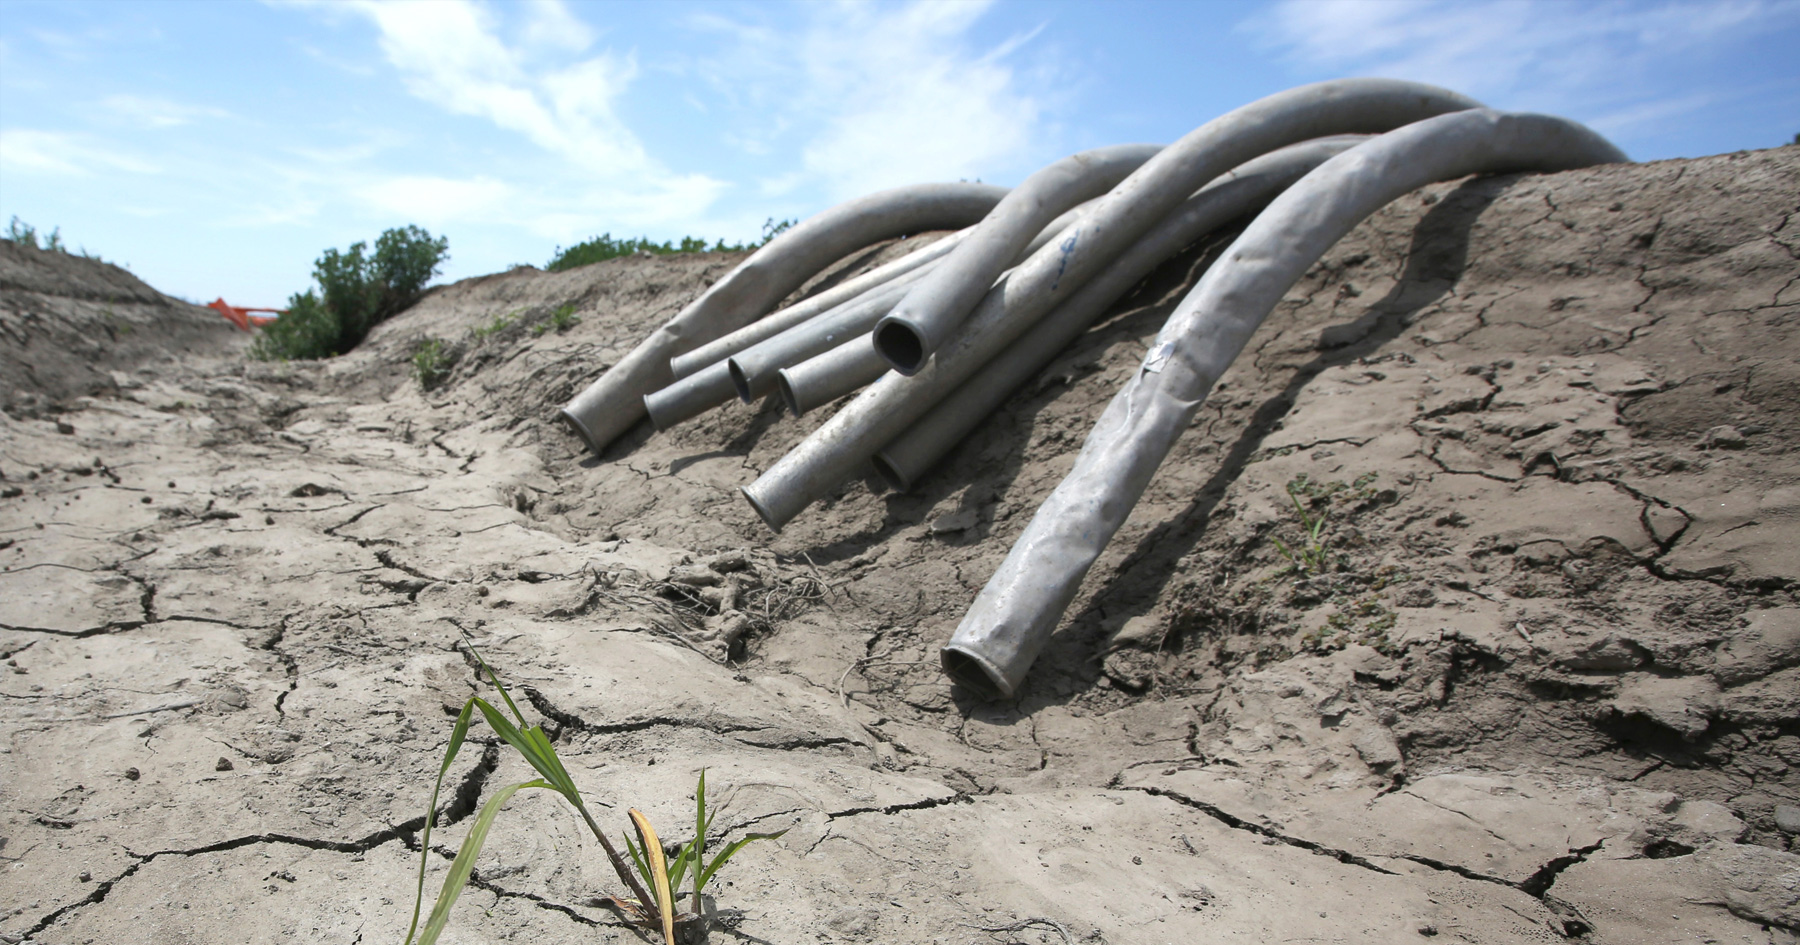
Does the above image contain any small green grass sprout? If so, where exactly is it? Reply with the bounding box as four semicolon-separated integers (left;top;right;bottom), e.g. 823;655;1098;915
410;338;453;389
1271;478;1332;575
404;636;784;945
533;303;580;336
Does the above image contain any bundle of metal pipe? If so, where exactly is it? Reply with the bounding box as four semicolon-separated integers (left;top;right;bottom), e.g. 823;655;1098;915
741;78;1483;531
942;109;1627;698
552;78;1625;700
560;181;1009;453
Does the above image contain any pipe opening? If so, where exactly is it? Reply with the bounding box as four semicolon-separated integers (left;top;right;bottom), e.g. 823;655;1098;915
558;408;601;453
869;450;909;493
739;486;784;534
775;371;802;417
940;646;1009;699
726;359;754;402
875;320;926;376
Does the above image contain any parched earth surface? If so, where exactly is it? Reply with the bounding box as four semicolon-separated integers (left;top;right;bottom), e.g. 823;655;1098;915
2;145;1798;945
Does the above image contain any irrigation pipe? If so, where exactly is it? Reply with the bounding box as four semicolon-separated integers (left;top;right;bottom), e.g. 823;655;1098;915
560;182;1008;453
646;266;931;430
873;144;1162;375
873;136;1368;492
719;198;1107;410
741;78;1481;532
941;109;1627;698
776;323;903;417
668;228;967;381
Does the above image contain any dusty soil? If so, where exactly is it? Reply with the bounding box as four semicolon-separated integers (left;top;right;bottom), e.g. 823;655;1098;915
2;146;1798;945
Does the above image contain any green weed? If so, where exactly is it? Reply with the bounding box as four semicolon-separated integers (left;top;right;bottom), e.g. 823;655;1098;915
533;303;580;336
470;310;518;341
404;636;783;945
410;338;453;389
6;215;104;260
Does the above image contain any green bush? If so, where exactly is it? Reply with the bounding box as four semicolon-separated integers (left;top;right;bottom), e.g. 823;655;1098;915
545;217;796;273
252;225;449;361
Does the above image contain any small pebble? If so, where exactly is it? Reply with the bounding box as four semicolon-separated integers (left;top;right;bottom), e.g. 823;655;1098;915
124;767;140;780
215;756;234;772
140;496;152;504
78;870;92;882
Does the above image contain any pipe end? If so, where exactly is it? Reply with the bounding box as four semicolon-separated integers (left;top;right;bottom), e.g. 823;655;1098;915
558;407;603;454
775;370;803;417
869;450;911;493
726;358;754;403
940;645;1014;700
739;485;785;535
873;317;927;377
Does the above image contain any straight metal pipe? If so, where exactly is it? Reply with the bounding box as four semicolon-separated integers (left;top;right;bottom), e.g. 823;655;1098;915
668;228;968;381
559;182;1007;453
943;109;1627;698
872;136;1366;492
728;269;926;402
777;330;893;417
741;79;1482;532
874;144;1163;375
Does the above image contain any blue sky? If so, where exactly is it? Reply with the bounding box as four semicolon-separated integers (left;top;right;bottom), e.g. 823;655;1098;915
2;0;1796;308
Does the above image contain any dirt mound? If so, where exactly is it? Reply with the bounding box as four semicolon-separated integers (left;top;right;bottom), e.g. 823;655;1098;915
2;147;1797;945
0;240;248;412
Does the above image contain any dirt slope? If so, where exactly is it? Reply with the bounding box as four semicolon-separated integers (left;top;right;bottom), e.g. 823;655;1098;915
1;146;1797;945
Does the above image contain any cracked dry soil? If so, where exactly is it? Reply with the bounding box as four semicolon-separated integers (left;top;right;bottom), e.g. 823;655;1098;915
3;146;1799;945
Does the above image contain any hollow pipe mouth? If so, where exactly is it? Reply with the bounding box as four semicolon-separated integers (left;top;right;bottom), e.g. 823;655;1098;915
775;370;803;417
726;359;754;402
869;450;911;493
873;318;928;376
739;485;785;534
558;408;602;453
940;645;1013;700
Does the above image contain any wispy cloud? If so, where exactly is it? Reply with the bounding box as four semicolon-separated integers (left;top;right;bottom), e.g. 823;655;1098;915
0;128;158;175
306;0;726;233
1242;0;1800;117
690;1;1058;201
100;94;231;129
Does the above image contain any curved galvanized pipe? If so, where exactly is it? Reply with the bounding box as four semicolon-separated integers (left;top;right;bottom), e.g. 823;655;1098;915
559;181;1008;453
942;109;1627;698
724;199;1103;407
741;78;1482;532
668;228;966;382
873;144;1163;376
873;136;1367;492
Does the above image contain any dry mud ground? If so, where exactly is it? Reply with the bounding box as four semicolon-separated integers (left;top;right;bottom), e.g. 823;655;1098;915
2;146;1798;945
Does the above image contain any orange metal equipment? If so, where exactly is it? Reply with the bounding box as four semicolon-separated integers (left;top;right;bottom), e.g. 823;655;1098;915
207;298;284;332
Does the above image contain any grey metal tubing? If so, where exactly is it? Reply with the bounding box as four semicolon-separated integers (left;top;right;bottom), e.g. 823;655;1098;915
740;79;1482;532
647;268;927;430
725;199;1102;406
874;145;1163;375
668;228;968;382
559;182;1008;453
942;110;1627;698
727;268;927;402
872;137;1367;492
776;322;900;416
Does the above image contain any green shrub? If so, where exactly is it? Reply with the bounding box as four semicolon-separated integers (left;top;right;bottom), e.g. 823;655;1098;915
251;225;449;361
6;215;105;260
544;217;796;273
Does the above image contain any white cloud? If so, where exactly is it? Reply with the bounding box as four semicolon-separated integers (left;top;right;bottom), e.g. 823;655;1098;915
690;1;1056;201
305;0;726;233
100;94;232;129
1242;0;1800;114
0;129;158;175
357;175;513;226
